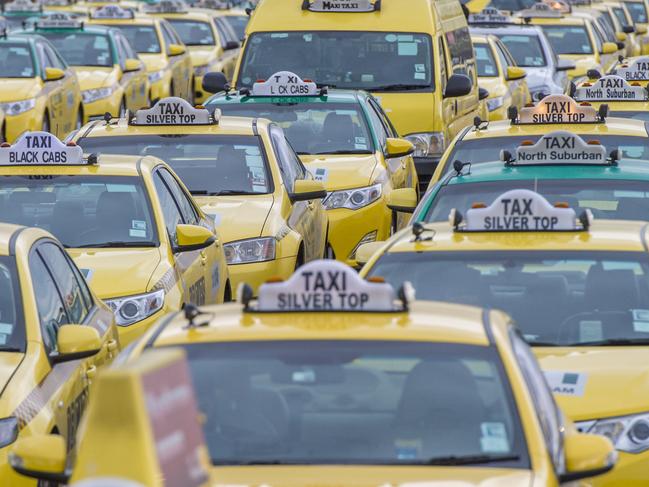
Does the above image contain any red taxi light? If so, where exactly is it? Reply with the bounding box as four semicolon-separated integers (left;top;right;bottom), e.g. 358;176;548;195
520;140;535;146
587;140;601;145
554;202;570;208
471;202;487;209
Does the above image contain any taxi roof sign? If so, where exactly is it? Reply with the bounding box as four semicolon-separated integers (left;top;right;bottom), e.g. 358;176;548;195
0;131;85;166
468;7;513;24
456;189;587;232
132;97;216;126
543;0;571;13
513;94;604;124
42;0;77;6
615;57;649;82
516;2;563;18
301;0;381;13
251;71;319;97
89;5;134;19
255;260;399;312
36;12;83;28
506;130;609;165
3;0;41;13
574;75;648;102
143;0;188;14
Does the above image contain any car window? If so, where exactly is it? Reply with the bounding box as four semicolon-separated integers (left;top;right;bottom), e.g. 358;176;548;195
269;125;305;192
42;42;66;70
494;42;512;72
474;43;499;77
438;36;448;92
497;34;546;68
541;25;593;54
0;43;36;78
153;171;184;246
369;98;398;138
365;100;389;149
158;168;199;225
162;20;182;46
167;19;215;47
159;21;176;50
215;17;239;46
40;32;113;68
111;24;161;54
116;33;137;60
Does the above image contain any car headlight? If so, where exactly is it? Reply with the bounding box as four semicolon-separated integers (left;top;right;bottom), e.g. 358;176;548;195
148;69;166;83
404;132;445;158
105;289;165;327
486;96;504;111
81;86;116;104
0;417;18;448
224;237;276;264
578;413;649;453
323;183;382;210
1;98;36;116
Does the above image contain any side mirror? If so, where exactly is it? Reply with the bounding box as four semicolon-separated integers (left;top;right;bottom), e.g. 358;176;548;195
506;66;526;80
175;224;216;252
601;41;619;54
479;86;489;100
168;44;186;56
224;40;240;50
623;25;635;34
386;188;417;213
559;432;616;483
202;71;229;94
53;325;102;364
616;32;628;42
44;67;65;82
354;242;385;267
443;73;472;98
386;138;414;158
637;25;648;35
123;58;142;72
9;435;69;484
290;179;327;202
556;58;576;71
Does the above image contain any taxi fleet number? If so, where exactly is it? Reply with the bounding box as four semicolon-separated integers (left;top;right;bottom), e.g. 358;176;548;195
533;101;586;123
484;198;559;231
11;135;68;163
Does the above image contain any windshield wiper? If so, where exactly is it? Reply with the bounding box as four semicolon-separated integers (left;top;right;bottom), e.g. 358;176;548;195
0;347;23;353
568;338;649;346
79;241;157;248
314;149;373;155
369;84;429;92
529;341;563;347
422;454;521;466
198;190;257;196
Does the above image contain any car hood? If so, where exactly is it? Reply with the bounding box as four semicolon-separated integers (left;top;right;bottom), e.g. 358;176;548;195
194;194;274;243
537;347;649;421
558;55;597;80
189;46;217;67
66;247;162;299
299;154;378;191
71;66;115;91
139;53;168;72
0;78;41;102
0;352;22;394
209;466;533;487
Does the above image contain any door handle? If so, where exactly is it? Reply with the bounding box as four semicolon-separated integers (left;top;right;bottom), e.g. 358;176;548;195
106;339;118;352
200;250;207;266
85;365;97;380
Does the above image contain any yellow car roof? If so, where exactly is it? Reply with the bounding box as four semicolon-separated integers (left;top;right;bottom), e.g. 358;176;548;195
147;9;213;20
470;33;490;43
87;14;157;25
0;224;58;256
528;16;586;25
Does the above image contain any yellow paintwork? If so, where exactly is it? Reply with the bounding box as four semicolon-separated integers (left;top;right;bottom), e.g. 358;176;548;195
430;116;649;186
590;2;641;56
0;224;118;486
71;115;328;295
624;0;649;54
86;14;193;103
472;34;530;121
0;154;229;345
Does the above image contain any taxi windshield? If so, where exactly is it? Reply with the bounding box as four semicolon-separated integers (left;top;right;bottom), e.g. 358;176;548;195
224;14;247;41
173;340;528;466
423;179;649;223
213;103;374;155
77;135;272;195
441;135;649;176
166;19;214;46
488;0;537;10
0;257;24;352
238;31;434;92
369;251;649;347
625;1;648;23
541;25;593;55
110;24;161;54
0;43;35;78
610;110;649;122
497;34;547;67
0;176;158;248
38;32;114;67
474;43;498;77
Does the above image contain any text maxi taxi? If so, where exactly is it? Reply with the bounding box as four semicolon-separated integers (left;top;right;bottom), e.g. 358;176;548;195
207;71;419;266
427;93;649;188
0;131;229;345
359;185;649;485
0;221;118;485
10;259;617;486
72;97;329;294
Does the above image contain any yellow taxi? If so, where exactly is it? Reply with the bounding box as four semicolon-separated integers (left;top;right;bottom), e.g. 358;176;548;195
18;14;149;122
429;94;649;186
0;220;118;486
588;1;641;57
87;4;193;104
7;258;619;486
0;130;229;345
572;72;649;121
624;0;649;54
206;72;419;266
359;185;649;485
0;32;82;142
41;0;90;16
71;97;329;294
470;31;530;120
142;0;239;104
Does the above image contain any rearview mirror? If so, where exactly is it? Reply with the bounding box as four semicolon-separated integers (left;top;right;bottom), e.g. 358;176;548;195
637;25;648;35
623;25;635;34
479;86;489;100
53;325;102;364
168;44;186;56
559;432;616;483
9;435;69;484
123;58;142;72
354;242;385;267
44;67;65;82
616;32;628;42
386;188;417;213
444;73;472;98
290;180;327;202
601;41;619;54
175;224;216;252
202;71;229;94
224;40;240;50
386;138;414;158
556;58;576;71
506;66;526;81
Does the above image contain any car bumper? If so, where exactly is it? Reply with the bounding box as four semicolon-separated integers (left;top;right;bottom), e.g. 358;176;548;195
5;110;42;143
588;450;649;485
413;156;440;193
229;256;296;297
115;307;166;346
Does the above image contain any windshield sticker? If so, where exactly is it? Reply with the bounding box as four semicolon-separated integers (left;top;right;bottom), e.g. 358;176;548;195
414;72;426;80
415;64;425;73
394;439;421;460
0;335;6;346
480;422;509;453
398;43;417;56
544;371;588;396
579;320;603;342
311;167;328;182
385;34;397;42
0;324;12;335
632;309;649;332
129;229;146;238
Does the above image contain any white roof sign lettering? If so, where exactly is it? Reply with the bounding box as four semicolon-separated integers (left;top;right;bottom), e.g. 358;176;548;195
90;5;134;19
616;57;649;81
574;75;647;101
257;260;397;312
468;7;511;23
37;13;82;28
0;131;84;166
252;71;318;97
516;2;562;17
305;0;376;13
512;130;608;165
463;189;578;232
4;0;40;12
517;94;600;124
134;97;212;125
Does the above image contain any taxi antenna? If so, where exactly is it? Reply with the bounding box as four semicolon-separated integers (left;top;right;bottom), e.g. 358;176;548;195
507;106;518;123
411;222;433;242
183;303;211;328
598;104;608;122
397;281;415;312
238;282;254;310
579;210;592;231
87;153;98;165
453;159;471;175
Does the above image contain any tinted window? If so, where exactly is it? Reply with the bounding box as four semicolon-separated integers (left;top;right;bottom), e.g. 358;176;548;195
474;43;498;77
223;14;247;41
167;19;214;46
30;252;68;353
112;24;161;54
542;25;593;54
38;32;113;67
625;1;648;23
497;34;546;67
158;168;198;225
153;171;183;246
0;43;35;77
270;126;305;192
0;256;24;351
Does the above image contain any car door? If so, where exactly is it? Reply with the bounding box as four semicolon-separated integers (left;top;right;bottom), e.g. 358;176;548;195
160;20;191;99
493;39;520;110
35;41;66;133
213;17;240;80
114;32;146;111
43;42;80;134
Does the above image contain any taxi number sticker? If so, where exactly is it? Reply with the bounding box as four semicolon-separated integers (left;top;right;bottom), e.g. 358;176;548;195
544;371;588;396
0;132;84;166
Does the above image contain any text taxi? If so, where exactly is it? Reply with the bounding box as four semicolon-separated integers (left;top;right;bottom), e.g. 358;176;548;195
25;259;617;486
18;13;150;122
86;5;192;104
359;188;649;485
0;131;229;345
428;94;649;187
206;72;419;266
0;221;118;486
572;72;649;121
72;98;329;294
